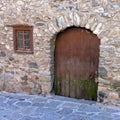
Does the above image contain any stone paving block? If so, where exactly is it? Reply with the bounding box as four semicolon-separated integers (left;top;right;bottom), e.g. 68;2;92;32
0;92;120;120
32;102;45;107
90;115;113;120
73;111;90;117
50;95;96;105
7;98;18;105
21;106;38;116
19;116;41;120
10;112;23;120
56;107;73;115
0;109;12;118
30;96;47;103
41;113;62;120
15;101;31;107
60;102;80;109
78;104;102;112
44;99;63;108
61;114;91;120
35;107;56;114
0;117;9;120
114;118;120;120
0;96;6;103
6;104;20;111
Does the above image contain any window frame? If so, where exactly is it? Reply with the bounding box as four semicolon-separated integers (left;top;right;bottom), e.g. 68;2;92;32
13;25;34;54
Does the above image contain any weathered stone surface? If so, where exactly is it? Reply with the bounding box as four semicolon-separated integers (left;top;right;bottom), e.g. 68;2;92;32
28;62;38;69
0;92;120;120
0;73;4;90
0;0;119;102
99;67;108;76
35;22;45;26
108;92;119;100
73;12;81;26
0;50;6;57
108;3;120;9
21;75;28;81
92;0;99;7
9;57;15;61
100;13;111;18
98;77;110;84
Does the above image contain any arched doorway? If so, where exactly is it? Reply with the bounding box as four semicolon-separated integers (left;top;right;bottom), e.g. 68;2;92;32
54;27;100;101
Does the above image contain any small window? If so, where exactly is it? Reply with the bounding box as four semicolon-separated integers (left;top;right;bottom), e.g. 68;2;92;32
13;25;33;54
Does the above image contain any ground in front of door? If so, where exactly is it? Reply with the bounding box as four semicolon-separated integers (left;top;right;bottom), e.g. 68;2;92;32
0;92;120;120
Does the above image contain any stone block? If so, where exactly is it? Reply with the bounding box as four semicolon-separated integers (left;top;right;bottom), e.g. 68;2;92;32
99;67;108;77
0;50;6;57
36;22;45;26
108;3;119;9
28;62;38;69
108;92;119;100
9;57;15;61
92;0;99;7
98;77;110;84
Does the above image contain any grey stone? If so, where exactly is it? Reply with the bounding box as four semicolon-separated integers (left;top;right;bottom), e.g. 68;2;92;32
4;73;13;81
0;109;12;118
0;68;3;74
35;107;56;114
112;82;120;89
78;104;101;112
57;7;66;12
36;22;45;26
10;112;23;120
61;102;79;109
92;0;99;7
28;82;35;88
98;91;107;100
115;118;120;120
7;104;20;111
9;57;14;61
57;107;73;115
73;12;81;26
19;116;40;120
99;67;107;76
21;75;28;81
31;88;42;94
32;102;45;107
62;114;90;120
108;3;119;9
90;114;113;120
28;62;38;69
15;101;31;107
0;50;6;57
56;16;66;28
0;92;120;120
98;77;110;84
98;91;107;102
100;13;111;18
41;113;61;120
44;100;62;108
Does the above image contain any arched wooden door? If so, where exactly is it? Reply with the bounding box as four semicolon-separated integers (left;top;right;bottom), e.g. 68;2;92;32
54;27;100;100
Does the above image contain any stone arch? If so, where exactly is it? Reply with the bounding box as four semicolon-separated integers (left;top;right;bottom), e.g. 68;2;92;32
49;13;104;79
49;12;103;96
49;12;104;39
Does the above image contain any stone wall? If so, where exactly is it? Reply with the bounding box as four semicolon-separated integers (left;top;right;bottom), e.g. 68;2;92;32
0;0;120;102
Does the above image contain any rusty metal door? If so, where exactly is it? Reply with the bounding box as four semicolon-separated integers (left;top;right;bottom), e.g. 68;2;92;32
54;27;100;100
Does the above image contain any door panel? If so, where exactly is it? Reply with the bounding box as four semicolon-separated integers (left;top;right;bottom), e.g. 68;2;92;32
54;27;100;100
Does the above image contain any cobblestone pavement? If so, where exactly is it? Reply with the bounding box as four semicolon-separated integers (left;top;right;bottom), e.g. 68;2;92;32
0;92;120;120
